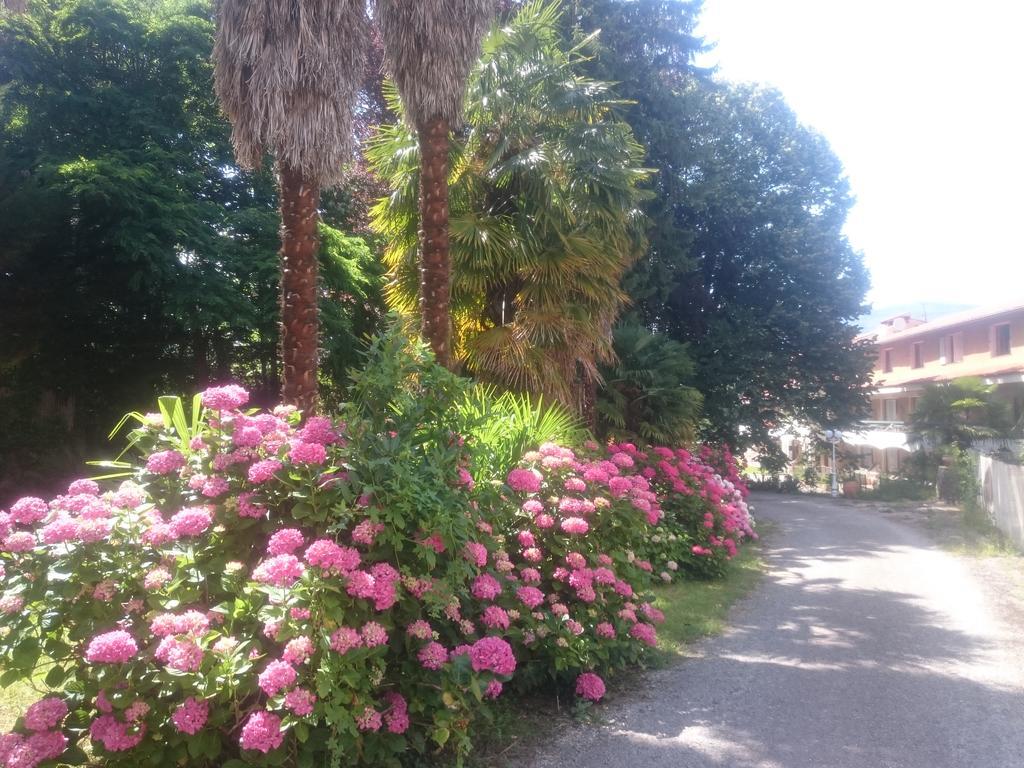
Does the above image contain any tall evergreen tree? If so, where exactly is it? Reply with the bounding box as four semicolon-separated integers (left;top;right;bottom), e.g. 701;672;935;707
569;0;872;453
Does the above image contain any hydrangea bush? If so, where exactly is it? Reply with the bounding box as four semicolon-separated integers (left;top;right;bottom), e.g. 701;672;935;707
0;334;754;768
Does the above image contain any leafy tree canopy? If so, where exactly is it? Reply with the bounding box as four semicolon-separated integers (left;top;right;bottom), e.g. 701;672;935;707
0;0;382;496
569;0;873;454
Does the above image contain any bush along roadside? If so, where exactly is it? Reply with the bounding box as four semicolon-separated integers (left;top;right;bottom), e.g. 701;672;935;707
0;343;754;768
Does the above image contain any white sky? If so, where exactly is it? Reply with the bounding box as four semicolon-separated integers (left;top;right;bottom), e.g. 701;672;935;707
695;0;1024;311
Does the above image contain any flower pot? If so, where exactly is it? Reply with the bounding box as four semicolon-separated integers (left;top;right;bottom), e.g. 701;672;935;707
842;480;860;497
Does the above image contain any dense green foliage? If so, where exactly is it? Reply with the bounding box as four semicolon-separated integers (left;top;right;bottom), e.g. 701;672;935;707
0;0;383;497
909;377;1012;449
566;1;873;454
3;0;875;500
0;325;756;766
596;324;702;444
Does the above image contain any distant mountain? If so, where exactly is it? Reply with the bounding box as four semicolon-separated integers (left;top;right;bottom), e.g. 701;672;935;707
857;302;975;331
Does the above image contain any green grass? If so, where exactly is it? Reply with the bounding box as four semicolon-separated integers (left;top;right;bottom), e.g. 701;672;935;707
0;677;44;731
653;533;767;658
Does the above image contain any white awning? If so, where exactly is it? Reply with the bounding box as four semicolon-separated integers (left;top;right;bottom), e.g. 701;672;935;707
841;430;912;452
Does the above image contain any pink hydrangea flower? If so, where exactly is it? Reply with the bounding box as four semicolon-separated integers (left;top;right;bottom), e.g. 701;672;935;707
406;620;433;640
595;622;616;639
576;672;606;701
201;385;249;411
304;539;360;573
0;594;24;614
258;660;297;696
171;697;208;735
481;605;510;630
146;450;186;476
516;586;545;609
289;442;326;465
463;542;487;567
252;555;306;587
10;497;48;525
330;627;362;655
296;416;337;445
248;459;283;484
361;622;388;648
351;520;384;546
471;573;502;601
143;567;172;590
383;693;409;734
236;492;266;519
418;641;448;670
85;631;138;664
239;710;283;753
510;567;536;585
469;636;516;676
507;468;542;493
23;698;68;732
267;528;305;556
629;622;658;647
155;637;203;672
2;531;36;553
521;499;543;514
534;514;555;529
40;516;79;544
355;707;382;732
284;688;316;717
23;730;67;763
283;636;314;665
522;547;542;562
484;680;503;699
89;715;145;752
560;517;589;535
169;507;212;538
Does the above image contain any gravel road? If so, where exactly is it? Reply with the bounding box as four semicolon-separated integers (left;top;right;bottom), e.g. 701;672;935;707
527;494;1024;768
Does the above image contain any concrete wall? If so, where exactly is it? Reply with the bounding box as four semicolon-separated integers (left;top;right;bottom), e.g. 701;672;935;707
974;452;1024;548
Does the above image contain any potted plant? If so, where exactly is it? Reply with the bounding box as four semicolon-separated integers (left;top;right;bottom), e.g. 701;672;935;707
841;466;860;497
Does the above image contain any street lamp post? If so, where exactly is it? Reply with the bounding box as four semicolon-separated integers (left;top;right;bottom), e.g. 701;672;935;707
824;429;843;498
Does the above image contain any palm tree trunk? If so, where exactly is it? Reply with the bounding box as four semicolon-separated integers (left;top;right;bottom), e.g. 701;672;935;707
418;115;452;368
278;161;321;414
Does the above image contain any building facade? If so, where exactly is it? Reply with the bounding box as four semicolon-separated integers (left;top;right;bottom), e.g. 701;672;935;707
855;301;1024;473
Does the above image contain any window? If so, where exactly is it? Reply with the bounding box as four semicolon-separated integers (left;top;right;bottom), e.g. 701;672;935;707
939;333;963;364
993;323;1011;356
912;342;924;369
884;399;897;421
909;397;919;414
882;348;893;373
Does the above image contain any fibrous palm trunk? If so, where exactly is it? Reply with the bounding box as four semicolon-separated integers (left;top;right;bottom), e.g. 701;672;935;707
418;116;452;368
278;161;321;414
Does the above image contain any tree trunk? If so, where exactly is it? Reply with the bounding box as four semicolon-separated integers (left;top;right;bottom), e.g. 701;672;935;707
278;161;321;414
417;115;452;368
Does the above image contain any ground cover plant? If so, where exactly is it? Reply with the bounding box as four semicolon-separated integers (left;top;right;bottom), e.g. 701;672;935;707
0;334;753;768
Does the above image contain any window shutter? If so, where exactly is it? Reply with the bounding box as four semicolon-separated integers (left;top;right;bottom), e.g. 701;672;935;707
939;336;948;364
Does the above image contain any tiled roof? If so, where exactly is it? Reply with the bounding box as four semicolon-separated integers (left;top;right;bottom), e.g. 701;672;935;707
859;300;1024;344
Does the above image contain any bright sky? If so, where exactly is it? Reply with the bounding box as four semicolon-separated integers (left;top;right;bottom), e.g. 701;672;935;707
695;0;1024;312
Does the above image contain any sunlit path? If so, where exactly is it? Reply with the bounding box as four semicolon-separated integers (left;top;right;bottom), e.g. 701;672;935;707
529;494;1024;768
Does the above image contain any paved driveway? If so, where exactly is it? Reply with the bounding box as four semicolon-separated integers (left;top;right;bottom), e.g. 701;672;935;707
528;494;1024;768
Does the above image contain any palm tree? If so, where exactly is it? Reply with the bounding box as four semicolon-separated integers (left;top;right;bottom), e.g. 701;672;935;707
374;0;492;368
369;1;648;413
909;377;1011;449
597;323;703;445
213;0;367;413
